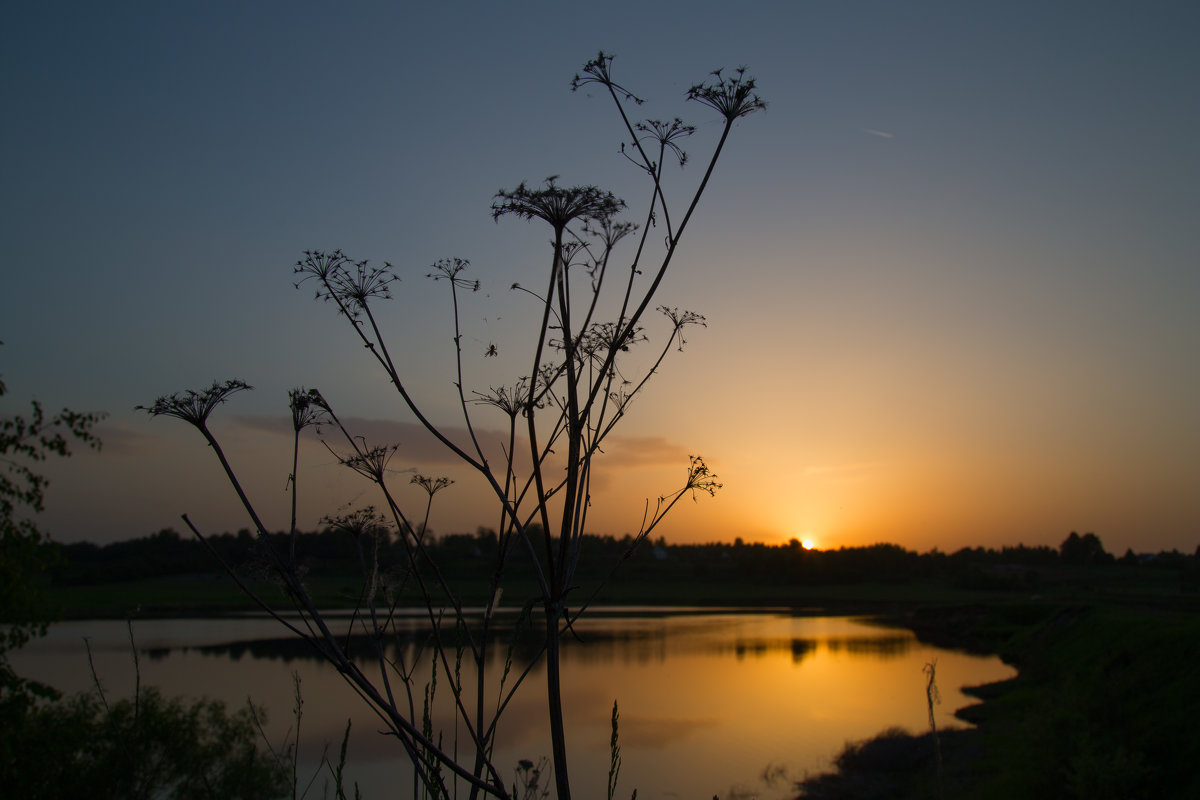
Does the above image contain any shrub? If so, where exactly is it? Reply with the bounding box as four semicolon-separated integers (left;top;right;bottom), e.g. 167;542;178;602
2;687;288;799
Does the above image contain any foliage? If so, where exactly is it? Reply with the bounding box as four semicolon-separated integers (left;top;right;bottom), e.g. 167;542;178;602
955;605;1200;799
2;356;289;800
1059;531;1113;565
1;686;289;799
800;603;1200;799
0;345;103;712
795;727;975;800
48;531;1200;616
141;52;764;799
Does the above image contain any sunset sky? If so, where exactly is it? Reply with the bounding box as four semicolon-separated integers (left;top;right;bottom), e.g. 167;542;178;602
3;1;1197;554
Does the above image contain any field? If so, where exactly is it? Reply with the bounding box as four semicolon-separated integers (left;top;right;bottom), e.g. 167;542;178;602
46;554;1195;619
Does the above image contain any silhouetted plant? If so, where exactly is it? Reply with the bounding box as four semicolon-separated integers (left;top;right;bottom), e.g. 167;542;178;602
4;686;288;799
9;620;287;799
607;700;636;800
1;343;103;719
512;757;551;800
141;52;763;799
923;660;943;800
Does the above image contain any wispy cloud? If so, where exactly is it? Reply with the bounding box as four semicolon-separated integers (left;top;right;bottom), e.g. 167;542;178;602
231;416;693;495
90;421;157;455
863;128;894;138
602;435;691;468
234;415;492;466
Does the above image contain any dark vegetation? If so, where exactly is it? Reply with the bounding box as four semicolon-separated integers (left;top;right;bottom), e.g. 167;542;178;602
782;531;1200;800
45;526;1200;617
40;527;1200;799
4;688;288;800
1;358;288;798
1;347;102;709
797;603;1200;800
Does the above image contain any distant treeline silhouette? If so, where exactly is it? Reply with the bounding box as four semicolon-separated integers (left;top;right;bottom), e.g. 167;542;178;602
51;527;1200;589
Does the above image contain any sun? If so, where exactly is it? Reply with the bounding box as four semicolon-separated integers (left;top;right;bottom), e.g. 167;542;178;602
801;538;816;550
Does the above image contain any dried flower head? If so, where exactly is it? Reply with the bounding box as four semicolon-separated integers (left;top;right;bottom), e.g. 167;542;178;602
687;67;767;122
289;387;330;432
492;177;625;234
334;259;397;309
293;249;351;285
322;506;390;540
582;217;638;251
570;52;645;105
426;257;480;292
294;249;397;317
136;380;252;428
684;455;722;499
411;473;454;497
472;379;534;418
339;442;401;483
659;306;707;351
580;321;646;361
635;118;695;167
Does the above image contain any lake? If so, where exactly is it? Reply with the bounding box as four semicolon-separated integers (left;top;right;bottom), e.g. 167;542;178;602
12;609;1015;799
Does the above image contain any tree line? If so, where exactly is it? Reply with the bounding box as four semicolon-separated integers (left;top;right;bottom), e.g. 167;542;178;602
52;526;1200;590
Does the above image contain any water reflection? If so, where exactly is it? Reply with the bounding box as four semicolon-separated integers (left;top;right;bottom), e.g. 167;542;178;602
823;634;914;658
13;611;1015;800
146;613;915;669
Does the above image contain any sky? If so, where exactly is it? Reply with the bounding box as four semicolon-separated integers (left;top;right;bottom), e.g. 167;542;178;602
3;1;1198;554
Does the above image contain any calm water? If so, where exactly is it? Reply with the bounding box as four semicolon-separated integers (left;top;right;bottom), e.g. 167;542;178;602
13;610;1014;799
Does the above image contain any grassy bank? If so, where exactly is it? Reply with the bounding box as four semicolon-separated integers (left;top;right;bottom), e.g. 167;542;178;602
47;557;1192;619
44;570;1111;619
797;601;1200;799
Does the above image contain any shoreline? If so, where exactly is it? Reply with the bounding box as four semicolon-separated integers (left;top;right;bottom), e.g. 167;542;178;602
38;573;1200;797
796;602;1200;799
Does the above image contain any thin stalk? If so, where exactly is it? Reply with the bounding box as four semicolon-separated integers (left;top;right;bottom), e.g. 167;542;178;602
544;609;571;800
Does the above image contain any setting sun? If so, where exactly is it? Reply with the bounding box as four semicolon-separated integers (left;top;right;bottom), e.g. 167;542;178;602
802;539;817;551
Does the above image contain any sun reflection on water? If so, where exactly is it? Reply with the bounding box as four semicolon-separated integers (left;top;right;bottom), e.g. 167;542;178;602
13;612;1014;799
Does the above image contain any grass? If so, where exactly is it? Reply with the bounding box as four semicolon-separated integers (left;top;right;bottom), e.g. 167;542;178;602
798;600;1200;799
970;603;1200;799
47;573;367;618
46;572;1050;619
46;562;1191;620
795;727;981;800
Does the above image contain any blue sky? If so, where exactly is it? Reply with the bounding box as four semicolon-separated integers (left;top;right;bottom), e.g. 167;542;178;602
3;1;1198;552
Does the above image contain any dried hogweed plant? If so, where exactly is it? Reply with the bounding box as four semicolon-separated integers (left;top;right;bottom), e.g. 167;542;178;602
141;52;763;800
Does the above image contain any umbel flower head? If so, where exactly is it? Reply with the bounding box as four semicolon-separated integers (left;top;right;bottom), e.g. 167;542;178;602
294;249;397;317
687;66;767;122
570;51;645;104
411;473;454;497
634;118;695;168
684;455;722;499
472;378;534;418
322;506;390;540
491;177;625;234
136;380;252;428
338;442;400;484
289;387;330;432
426;257;480;292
